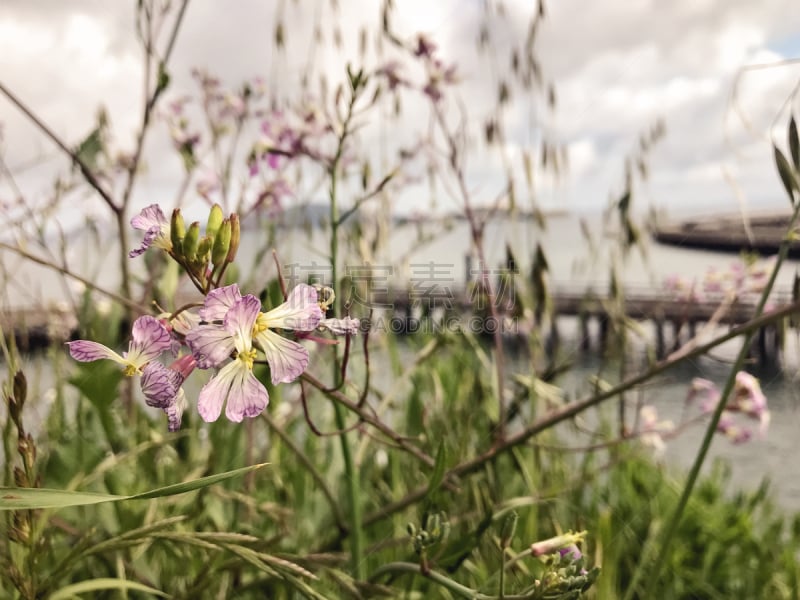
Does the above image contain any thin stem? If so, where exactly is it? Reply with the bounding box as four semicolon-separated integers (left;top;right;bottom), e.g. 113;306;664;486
328;81;364;581
369;561;536;600
638;198;800;598
0;241;146;312
432;101;508;441
0;81;116;211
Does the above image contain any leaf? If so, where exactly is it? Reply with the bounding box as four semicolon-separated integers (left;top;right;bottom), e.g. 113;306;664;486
50;578;169;599
425;442;447;500
774;145;798;205
0;464;268;511
790;116;800;171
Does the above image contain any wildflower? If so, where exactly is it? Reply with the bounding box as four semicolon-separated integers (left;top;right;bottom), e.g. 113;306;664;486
186;283;323;421
67;315;172;376
717;412;752;444
687;377;721;413
730;371;770;433
191;294;269;422
530;531;587;557
638;405;674;454
129;204;172;258
141;354;196;431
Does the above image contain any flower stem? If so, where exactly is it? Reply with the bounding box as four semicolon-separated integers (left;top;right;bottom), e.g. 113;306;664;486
328;83;365;581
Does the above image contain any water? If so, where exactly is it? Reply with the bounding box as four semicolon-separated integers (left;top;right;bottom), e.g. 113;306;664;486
3;211;800;509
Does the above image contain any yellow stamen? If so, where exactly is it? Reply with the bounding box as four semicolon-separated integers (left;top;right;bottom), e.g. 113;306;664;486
238;348;257;371
123;364;138;377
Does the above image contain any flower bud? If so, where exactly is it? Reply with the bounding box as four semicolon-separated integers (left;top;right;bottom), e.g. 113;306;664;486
227;213;240;264
197;236;213;263
206;203;224;239
212;219;232;267
170;209;186;252
183;221;201;260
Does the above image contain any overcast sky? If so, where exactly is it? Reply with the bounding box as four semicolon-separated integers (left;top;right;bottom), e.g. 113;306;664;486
2;0;800;223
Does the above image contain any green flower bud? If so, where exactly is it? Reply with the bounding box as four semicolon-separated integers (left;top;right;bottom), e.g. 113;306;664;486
170;209;186;253
206;203;224;239
212;219;232;267
197;236;213;263
227;213;240;264
183;221;201;261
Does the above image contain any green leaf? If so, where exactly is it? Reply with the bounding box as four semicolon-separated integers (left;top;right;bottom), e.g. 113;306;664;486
790;116;800;171
0;463;268;511
774;145;798;205
425;442;447;500
50;578;168;599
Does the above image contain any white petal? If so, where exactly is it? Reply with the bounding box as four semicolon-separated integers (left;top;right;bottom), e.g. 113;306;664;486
255;329;309;384
260;284;322;331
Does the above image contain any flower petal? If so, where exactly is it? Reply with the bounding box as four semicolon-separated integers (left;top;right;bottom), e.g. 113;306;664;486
131;204;168;231
225;295;262;352
141;362;184;408
200;284;242;322
166;388;187;431
186;324;235;369
126;315;173;366
255;329;309;384
197;360;269;423
129;205;171;258
260;284;322;331
224;369;269;422
197;361;240;422
66;340;125;364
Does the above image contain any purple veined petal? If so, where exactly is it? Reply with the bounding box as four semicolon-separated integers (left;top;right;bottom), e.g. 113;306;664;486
225;295;262;351
129;205;171;258
186;324;235;369
224;367;269;423
126;316;173;366
166;388;187;431
131;204;168;231
259;284;322;331
255;328;309;384
197;359;268;423
140;362;184;408
66;340;125;364
200;284;242;322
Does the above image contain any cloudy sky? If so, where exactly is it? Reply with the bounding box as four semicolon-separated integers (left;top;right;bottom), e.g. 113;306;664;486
2;0;800;223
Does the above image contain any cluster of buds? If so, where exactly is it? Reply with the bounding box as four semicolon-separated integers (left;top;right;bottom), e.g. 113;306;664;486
525;531;598;598
407;511;450;573
69;203;359;431
170;204;239;292
130;203;239;294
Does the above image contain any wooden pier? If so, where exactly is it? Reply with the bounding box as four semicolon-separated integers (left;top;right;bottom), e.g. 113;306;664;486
1;284;794;365
366;283;794;363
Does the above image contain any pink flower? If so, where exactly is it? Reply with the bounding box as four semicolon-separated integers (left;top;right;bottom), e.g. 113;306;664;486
186;283;323;422
192;294;268;423
129;204;172;258
67;315;172;376
730;371;770;434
